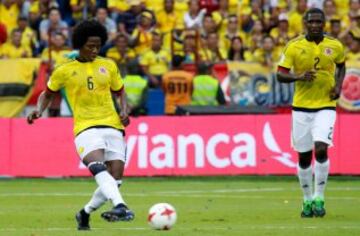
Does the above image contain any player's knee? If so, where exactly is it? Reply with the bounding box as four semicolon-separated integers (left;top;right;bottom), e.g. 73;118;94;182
88;162;107;176
298;151;312;168
315;147;328;163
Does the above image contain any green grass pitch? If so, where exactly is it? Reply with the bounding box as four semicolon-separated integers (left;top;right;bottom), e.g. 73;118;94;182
0;176;359;236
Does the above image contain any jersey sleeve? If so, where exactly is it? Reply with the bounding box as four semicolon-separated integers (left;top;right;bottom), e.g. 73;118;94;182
109;60;123;92
47;66;65;92
278;42;295;69
334;42;345;64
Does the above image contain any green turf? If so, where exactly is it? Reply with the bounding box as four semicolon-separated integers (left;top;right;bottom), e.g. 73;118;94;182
0;176;359;236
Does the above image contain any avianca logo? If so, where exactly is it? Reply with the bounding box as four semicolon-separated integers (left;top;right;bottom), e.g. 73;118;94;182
263;122;296;168
78;122;296;169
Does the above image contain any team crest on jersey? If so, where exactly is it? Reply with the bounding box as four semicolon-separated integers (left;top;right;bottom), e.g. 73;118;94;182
99;67;107;74
324;48;333;56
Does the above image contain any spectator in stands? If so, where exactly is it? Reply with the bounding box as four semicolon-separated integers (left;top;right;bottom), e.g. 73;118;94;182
106;34;136;77
338;10;360;44
324;0;338;32
157;0;178;50
184;0;207;29
288;0;308;35
124;61;148;116
200;32;227;63
227;36;250;62
130;11;155;54
200;14;216;39
307;0;325;9
328;16;342;38
140;31;171;88
270;13;295;47
182;33;197;62
191;63;226;106
144;0;164;15
107;0;129;21
162;55;193;115
343;0;360;28
0;0;21;35
245;19;264;52
174;0;189;21
211;0;229;35
40;32;71;68
252;35;281;68
17;16;38;55
118;0;151;38
346;34;360;61
220;15;245;52
94;7;117;49
0;28;32;59
39;7;69;46
27;0;58;31
70;0;96;22
239;7;254;34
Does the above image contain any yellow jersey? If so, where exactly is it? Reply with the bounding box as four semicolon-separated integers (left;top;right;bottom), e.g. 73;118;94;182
288;10;304;36
105;47;136;64
21;27;38;49
47;57;124;135
144;0;163;14
0;42;31;58
0;3;19;35
131;28;153;55
41;48;72;67
70;0;96;20
107;0;129;12
139;49;171;76
278;35;345;110
346;51;360;61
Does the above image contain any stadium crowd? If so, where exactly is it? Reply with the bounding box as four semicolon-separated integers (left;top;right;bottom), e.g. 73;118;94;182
0;0;359;115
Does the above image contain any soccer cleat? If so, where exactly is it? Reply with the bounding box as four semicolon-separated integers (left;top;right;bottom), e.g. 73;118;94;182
101;204;135;222
75;209;90;230
313;197;326;217
301;200;313;218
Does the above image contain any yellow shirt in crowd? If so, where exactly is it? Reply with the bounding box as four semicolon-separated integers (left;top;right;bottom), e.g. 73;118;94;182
140;49;171;76
0;42;31;58
0;3;20;35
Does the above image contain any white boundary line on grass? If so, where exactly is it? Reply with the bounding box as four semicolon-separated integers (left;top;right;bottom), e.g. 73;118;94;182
1;225;360;232
0;186;359;197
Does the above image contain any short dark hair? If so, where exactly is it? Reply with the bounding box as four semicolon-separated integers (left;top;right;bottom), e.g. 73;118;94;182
72;20;108;49
172;55;184;68
197;63;212;74
304;8;325;22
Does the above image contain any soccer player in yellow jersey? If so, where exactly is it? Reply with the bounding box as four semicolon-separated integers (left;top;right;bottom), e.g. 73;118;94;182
27;20;134;230
277;8;346;218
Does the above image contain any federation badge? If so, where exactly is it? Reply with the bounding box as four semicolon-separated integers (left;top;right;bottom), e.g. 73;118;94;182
99;67;107;74
324;48;333;56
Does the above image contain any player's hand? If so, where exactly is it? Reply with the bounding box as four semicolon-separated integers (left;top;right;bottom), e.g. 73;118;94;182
27;110;41;124
120;111;130;127
299;71;316;82
330;86;341;100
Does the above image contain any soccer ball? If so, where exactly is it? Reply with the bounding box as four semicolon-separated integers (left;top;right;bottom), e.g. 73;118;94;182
148;203;177;230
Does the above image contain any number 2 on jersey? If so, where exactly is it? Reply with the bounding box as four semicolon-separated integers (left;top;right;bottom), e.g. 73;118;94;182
87;77;94;90
314;57;320;70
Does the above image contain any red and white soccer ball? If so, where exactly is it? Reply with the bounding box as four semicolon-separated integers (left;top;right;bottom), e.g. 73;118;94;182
148;203;177;230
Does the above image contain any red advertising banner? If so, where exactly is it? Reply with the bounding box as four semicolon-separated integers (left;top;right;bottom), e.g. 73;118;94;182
1;115;360;177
